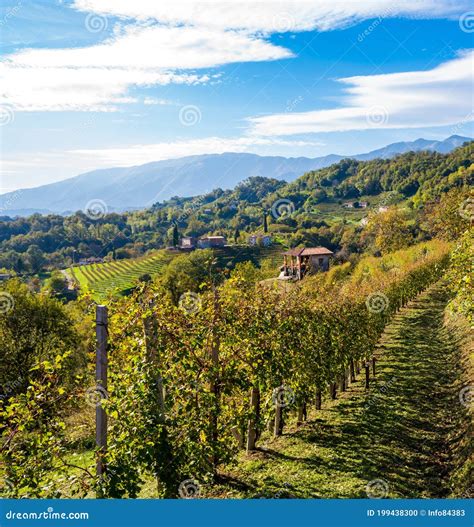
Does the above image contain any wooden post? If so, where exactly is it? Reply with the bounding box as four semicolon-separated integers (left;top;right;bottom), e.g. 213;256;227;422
95;305;108;484
350;359;356;382
246;386;260;451
297;404;304;425
372;357;376;376
274;387;283;437
340;374;346;392
365;361;370;390
315;389;322;410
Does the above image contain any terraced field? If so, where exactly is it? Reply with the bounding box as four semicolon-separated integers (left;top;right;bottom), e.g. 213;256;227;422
66;246;285;301
67;250;176;300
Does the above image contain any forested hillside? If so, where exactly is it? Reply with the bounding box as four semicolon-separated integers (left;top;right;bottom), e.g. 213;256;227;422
0;143;472;275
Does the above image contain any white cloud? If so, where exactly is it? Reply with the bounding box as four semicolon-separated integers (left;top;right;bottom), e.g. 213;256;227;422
72;0;470;33
249;51;474;135
1;0;470;112
0;24;287;111
69;136;324;166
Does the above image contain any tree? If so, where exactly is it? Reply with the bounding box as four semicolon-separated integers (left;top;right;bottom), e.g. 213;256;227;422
234;227;240;243
0;279;84;398
172;223;179;247
365;208;413;253
43;271;69;298
263;211;268;233
26;245;45;274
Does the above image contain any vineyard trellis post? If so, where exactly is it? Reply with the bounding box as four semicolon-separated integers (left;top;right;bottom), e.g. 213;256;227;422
95;305;108;484
365;361;370;390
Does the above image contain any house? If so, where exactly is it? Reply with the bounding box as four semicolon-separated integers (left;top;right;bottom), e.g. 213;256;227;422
0;273;12;281
248;234;272;247
359;201;369;208
197;235;227;249
180;236;197;250
78;257;103;266
280;247;333;280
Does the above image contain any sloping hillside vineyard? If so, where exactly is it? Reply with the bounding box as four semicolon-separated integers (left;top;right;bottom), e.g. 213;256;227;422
2;239;455;498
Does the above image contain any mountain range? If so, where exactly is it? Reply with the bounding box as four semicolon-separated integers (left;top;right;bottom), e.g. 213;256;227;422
1;135;470;217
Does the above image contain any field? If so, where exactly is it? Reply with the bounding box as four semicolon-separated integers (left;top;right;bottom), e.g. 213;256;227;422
67;250;176;300
66;246;284;300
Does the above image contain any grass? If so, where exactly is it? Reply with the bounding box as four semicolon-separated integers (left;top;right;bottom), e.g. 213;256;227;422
205;283;471;498
59;282;471;499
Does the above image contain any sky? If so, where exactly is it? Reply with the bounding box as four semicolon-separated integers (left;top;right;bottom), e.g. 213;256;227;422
0;0;473;192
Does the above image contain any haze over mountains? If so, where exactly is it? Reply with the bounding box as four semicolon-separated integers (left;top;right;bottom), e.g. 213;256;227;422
1;135;470;217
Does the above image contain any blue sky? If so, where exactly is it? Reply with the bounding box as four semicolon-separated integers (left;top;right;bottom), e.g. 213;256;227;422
1;0;473;191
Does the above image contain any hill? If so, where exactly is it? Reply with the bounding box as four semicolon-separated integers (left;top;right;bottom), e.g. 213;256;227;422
0;135;470;216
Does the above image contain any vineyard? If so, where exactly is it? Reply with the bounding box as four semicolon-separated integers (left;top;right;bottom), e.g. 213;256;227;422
66;246;283;300
67;250;176;300
4;238;470;500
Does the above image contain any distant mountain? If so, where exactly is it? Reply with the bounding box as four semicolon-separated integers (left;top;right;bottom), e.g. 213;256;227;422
1;135;470;216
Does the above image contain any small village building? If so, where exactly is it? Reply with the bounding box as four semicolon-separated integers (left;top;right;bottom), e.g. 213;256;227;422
248;234;272;247
0;273;12;281
280;247;333;280
180;236;197;250
197;235;227;249
78;257;103;266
